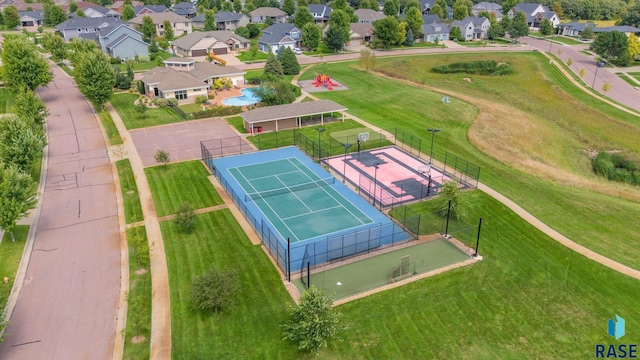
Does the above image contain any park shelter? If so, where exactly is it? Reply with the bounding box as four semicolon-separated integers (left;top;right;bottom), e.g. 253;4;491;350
241;100;347;133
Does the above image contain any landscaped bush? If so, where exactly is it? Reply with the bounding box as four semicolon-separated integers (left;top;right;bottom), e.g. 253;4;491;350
190;106;242;119
153;98;169;108
167;98;178;106
431;60;514;76
592;152;640;186
246;76;261;85
110;57;122;64
195;95;208;104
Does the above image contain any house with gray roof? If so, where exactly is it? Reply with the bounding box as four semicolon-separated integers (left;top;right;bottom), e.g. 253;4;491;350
422;15;448;43
140;58;246;101
347;22;375;47
71;3;121;18
471;2;502;21
354;8;385;23
192;11;249;30
129;12;192;37
593;26;640;37
56;17;121;41
97;21;149;60
171;30;250;56
507;3;559;29
19;10;43;30
133;5;169;16
450;16;489;41
309;4;332;24
259;23;301;53
557;22;594;37
172;1;196;18
250;7;287;24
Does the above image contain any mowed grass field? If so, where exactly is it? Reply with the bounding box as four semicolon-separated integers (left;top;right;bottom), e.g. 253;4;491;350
116;159;143;224
299;53;640;270
111;93;185;130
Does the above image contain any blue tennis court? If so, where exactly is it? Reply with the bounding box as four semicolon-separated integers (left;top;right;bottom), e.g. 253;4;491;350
209;147;412;273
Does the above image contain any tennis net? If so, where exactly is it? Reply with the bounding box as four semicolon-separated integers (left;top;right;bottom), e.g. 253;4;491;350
245;177;336;202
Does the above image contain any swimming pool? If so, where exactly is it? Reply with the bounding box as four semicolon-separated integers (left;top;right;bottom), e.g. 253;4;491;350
222;88;261;106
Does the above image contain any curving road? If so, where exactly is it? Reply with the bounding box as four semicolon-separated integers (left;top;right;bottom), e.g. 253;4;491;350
0;66;121;359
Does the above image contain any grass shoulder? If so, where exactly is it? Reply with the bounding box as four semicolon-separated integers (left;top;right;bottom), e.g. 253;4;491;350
116;159;143;224
111;93;185;130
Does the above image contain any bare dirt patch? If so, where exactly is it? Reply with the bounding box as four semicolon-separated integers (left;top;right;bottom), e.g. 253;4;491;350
134;268;147;275
131;335;146;344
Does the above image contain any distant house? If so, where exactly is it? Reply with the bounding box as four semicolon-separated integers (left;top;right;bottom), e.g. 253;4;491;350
139;58;246;100
171;30;250;56
111;0;143;13
347;22;374;47
250;7;287;24
129;12;193;37
56;17;121;41
172;1;197;19
19;10;43;30
471;2;502;21
133;5;169;16
507;3;559;29
71;2;121;18
191;11;249;31
259;23;301;53
593;26;640;37
97;21;149;59
309;4;332;24
450;16;490;41
557;22;594;37
421;15;448;43
354;8;385;23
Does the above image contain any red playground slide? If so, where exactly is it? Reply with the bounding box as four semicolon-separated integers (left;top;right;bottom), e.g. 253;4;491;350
311;74;339;90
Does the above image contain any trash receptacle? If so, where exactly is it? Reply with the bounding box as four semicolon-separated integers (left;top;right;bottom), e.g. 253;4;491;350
257;126;262;133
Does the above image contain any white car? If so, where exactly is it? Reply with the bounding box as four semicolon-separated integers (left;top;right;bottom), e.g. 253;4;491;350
293;48;302;55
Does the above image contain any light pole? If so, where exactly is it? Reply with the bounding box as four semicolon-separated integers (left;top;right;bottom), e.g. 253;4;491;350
427;128;440;164
340;143;352;183
372;161;381;206
314;127;325;160
592;61;605;89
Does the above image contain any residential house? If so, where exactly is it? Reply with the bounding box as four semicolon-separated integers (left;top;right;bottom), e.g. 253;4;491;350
450;16;490;41
354;8;385;23
347;22;374;47
110;0;143;13
471;1;502;21
593;26;640;37
133;5;169;16
416;1;451;17
309;4;332;24
139;57;246;100
97;20;149;59
19;10;43;30
15;2;43;11
259;23;301;53
172;1;197;18
250;7;287;24
421;15;448;43
71;2;121;18
129;12;193;37
56;16;121;41
557;22;594;37
171;30;250;56
192;11;249;30
507;3;559;29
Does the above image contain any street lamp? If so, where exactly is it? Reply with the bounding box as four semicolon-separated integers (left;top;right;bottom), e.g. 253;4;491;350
427;128;440;164
592;61;605;89
314;127;325;160
372;161;381;206
340;143;352;183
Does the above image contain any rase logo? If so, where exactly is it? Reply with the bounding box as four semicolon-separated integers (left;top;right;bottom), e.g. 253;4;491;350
596;315;637;359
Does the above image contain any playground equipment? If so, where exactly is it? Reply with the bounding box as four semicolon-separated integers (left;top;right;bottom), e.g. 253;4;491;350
311;74;339;90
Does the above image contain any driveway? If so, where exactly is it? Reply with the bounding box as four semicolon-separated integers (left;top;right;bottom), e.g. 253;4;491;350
129;118;249;167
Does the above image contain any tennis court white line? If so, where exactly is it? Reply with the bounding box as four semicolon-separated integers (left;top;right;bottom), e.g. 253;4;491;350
231;168;301;242
248;169;300;182
280;205;344;221
273;174;313;213
286;158;374;226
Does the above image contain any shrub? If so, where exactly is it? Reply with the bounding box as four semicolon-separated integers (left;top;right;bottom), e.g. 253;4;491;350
175;202;196;233
110;57;122;64
190;268;240;313
190;106;242;119
154;149;170;166
431;60;514;76
153;98;169;107
167;98;178;106
592;151;640;186
195;95;208;104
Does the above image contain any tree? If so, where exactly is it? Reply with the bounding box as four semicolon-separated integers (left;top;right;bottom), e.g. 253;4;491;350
162;20;174;40
282;286;347;355
12;87;49;127
449;25;462;41
74;51;116;110
69;2;79;13
3;5;20;29
324;25;347;52
41;33;67;61
601;81;611;95
329;9;351;44
280;47;300;75
567;58;572;66
283;0;295;15
154;149;170;166
439;180;467;220
233;0;242;12
621;3;640;28
247;23;260;38
263;53;284;78
430;4;444;19
0;164;37;242
372;16;400;48
405;6;423;39
627;33;640;61
67;38;100;66
0;114;46;172
121;4;135;20
579;68;586;79
135;100;147;118
302;22;321;50
44;4;67;26
76;8;86;17
508;10;529;42
452;0;468;20
581;26;594;40
254;79;299;105
359;48;376;72
405;28;414;46
235;26;249;38
539;18;553;36
190;268;240;313
294;6;314;28
552;1;564;19
1;35;52;91
487;23;504;40
175;202;196;233
383;0;398;16
591;31;628;63
501;0;519;13
204;9;217;31
142;15;156;43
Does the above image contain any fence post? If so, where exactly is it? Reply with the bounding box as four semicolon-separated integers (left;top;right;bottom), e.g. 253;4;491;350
287;238;291;282
306;262;310;289
474;217;482;256
416;215;421;239
445;200;451;236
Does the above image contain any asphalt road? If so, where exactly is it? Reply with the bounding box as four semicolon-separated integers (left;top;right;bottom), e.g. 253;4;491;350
0;66;121;359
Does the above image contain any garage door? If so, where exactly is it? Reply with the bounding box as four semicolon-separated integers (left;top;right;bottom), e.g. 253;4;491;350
211;47;228;55
192;49;207;56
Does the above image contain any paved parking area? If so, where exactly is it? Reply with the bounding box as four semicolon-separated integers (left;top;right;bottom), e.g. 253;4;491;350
129;118;250;167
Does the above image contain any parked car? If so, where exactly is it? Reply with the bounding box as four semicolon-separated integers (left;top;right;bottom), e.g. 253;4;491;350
293;47;302;55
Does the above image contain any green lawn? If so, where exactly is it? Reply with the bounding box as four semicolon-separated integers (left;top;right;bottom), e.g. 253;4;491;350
98;110;122;146
122;226;151;360
225;116;246;133
115;52;172;72
0;88;14;113
616;72;640;87
116;159;143;224
111;93;185;130
629;72;640;82
145;161;223;217
550;36;585;45
236;50;270;62
0;226;28;304
179;103;204;114
299;53;640;269
160;210;298;359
